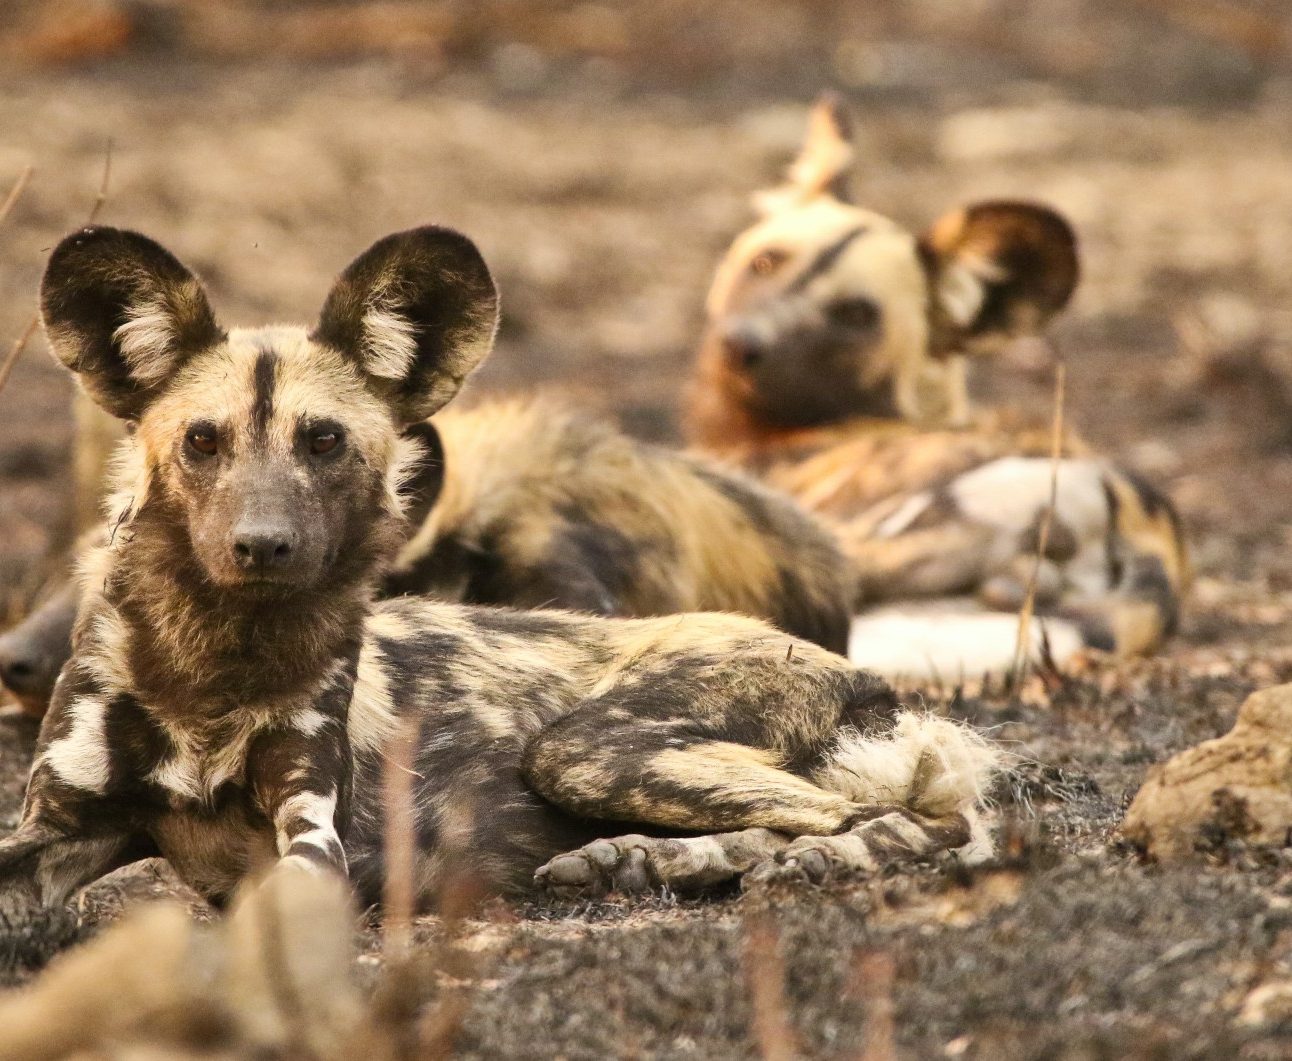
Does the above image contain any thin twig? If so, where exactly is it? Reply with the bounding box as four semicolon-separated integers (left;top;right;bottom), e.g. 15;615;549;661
382;714;419;961
0;166;34;229
0;144;112;401
743;912;797;1061
86;140;113;226
0;318;40;398
1008;358;1067;693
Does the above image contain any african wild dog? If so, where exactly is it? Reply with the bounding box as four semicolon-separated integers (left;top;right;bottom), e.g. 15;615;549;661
0;395;852;716
0;224;1000;910
686;95;1189;664
387;393;851;646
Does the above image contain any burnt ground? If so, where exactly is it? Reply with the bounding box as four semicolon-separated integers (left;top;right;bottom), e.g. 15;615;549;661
2;2;1292;1056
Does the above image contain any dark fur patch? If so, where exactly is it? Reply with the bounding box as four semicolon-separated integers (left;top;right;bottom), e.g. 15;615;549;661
398;421;447;531
250;350;277;442
787;226;866;293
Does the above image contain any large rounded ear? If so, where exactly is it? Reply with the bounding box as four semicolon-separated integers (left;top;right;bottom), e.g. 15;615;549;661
312;226;499;424
754;93;856;216
920;201;1078;358
40;227;223;419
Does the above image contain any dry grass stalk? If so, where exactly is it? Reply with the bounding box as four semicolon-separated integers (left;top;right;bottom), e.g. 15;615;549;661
0;143;111;400
1008;357;1067;694
382;714;420;961
742;912;798;1061
852;949;897;1061
0;165;33;228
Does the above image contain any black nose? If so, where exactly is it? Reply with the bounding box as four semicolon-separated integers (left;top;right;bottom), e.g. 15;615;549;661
721;324;767;370
0;632;43;696
232;526;296;571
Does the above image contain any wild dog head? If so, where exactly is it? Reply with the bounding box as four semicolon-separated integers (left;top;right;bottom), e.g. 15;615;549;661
687;95;1079;448
41;225;497;600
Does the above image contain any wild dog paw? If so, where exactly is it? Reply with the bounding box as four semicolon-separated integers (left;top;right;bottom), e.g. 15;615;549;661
743;836;856;888
534;835;657;899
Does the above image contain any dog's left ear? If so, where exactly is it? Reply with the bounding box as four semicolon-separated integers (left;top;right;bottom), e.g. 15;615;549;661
920;201;1078;358
313;226;499;424
754;93;856;216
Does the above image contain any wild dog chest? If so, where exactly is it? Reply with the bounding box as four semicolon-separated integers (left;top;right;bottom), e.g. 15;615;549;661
32;669;355;899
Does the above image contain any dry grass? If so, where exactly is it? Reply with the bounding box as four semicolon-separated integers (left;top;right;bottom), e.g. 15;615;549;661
0;143;110;401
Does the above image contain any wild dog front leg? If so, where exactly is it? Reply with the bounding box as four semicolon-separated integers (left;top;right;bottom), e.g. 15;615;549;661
0;671;160;909
248;705;353;877
0;770;146;911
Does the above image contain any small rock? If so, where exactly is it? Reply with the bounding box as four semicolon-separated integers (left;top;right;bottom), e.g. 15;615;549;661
1122;683;1292;860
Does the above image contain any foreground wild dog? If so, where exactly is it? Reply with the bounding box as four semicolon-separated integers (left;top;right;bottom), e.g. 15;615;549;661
686;96;1188;661
0;224;999;910
0;394;851;716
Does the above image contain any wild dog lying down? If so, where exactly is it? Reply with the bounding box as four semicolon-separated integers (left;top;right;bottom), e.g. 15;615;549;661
0;393;852;716
686;96;1189;666
0;224;1000;910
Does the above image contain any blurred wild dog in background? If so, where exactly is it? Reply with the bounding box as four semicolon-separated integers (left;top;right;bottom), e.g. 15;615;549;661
0;224;999;911
687;95;1189;672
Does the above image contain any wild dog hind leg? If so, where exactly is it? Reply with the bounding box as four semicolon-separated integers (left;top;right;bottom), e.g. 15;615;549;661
533;700;1001;897
525;660;896;895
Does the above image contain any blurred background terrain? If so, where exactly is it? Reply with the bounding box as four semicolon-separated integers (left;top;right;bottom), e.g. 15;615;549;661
2;2;1292;1056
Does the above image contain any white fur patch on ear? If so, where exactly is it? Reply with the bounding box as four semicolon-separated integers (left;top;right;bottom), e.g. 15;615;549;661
361;306;419;380
113;295;178;386
813;711;1006;819
935;253;1008;329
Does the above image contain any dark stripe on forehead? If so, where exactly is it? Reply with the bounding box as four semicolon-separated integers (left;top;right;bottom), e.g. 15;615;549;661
787;225;866;293
251;350;278;441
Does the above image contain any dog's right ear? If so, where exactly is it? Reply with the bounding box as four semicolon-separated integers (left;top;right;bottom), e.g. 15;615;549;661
313;226;499;425
41;227;223;420
754;93;856;216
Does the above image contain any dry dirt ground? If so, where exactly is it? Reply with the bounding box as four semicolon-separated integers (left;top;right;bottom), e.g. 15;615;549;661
2;2;1292;1057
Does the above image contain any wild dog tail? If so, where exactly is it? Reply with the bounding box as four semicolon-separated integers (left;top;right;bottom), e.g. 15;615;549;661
1071;467;1190;658
812;711;1006;860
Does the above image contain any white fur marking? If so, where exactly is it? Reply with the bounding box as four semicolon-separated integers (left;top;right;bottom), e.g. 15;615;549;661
293;708;329;737
813;710;1005;820
361;307;418;380
113;296;176;384
42;697;111;794
849;602;1085;680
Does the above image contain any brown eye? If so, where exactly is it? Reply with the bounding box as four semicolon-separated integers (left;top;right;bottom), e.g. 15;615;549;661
309;430;340;456
750;249;788;276
186;426;218;456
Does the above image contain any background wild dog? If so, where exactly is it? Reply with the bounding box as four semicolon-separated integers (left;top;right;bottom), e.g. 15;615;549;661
685;95;1189;672
0;395;852;717
388;393;851;648
0;223;1000;912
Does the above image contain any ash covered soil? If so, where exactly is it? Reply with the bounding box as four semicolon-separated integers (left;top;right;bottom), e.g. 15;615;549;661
3;7;1292;1055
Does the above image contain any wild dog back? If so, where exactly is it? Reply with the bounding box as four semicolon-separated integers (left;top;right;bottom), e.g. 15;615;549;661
388;393;853;653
